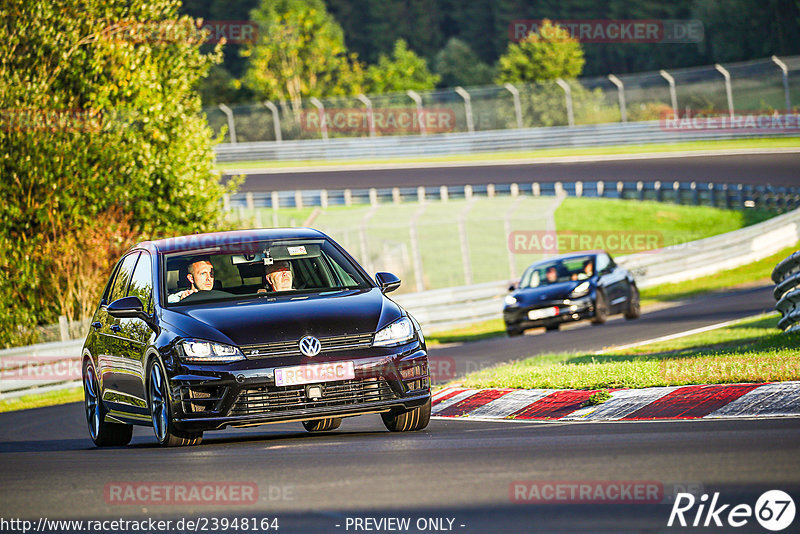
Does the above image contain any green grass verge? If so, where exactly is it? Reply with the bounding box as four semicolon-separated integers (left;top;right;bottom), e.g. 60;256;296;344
456;314;800;390
0;387;82;413
216;137;800;171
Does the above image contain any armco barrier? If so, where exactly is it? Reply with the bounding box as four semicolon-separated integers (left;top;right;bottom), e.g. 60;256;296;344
772;250;800;331
3;209;799;399
214;121;798;163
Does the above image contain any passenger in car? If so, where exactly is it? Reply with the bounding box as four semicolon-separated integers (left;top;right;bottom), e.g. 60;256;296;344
264;260;293;291
167;257;214;303
572;259;594;281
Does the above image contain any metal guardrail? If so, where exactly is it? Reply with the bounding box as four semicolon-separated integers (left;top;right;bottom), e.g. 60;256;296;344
772;250;800;332
3;209;799;399
215;121;798;162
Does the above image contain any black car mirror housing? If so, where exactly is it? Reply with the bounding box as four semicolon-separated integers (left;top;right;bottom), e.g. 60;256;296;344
107;296;156;329
375;272;401;294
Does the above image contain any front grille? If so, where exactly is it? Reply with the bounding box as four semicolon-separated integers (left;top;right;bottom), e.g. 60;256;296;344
230;378;398;416
241;332;374;359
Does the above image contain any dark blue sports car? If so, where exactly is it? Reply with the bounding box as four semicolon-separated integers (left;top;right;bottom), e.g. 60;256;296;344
503;250;640;336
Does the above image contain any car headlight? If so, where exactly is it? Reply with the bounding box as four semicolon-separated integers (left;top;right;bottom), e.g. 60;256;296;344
373;317;415;347
504;295;518;306
570;281;590;298
180;339;244;363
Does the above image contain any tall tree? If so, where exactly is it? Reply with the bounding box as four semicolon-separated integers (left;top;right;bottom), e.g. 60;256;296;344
496;19;585;83
365;39;440;93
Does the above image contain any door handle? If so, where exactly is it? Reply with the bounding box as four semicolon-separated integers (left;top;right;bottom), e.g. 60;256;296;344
91;321;102;330
110;324;121;333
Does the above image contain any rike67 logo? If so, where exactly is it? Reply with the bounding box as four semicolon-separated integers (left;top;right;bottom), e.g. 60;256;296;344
668;490;795;531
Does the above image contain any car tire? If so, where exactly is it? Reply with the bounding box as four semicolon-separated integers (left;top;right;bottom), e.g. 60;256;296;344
83;359;133;447
545;324;559;331
302;418;342;432
381;398;431;432
591;290;608;325
147;359;203;447
624;284;641;320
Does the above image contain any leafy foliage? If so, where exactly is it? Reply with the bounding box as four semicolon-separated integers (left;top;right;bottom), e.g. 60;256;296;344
0;0;231;347
433;38;494;88
364;39;440;94
496;20;585;84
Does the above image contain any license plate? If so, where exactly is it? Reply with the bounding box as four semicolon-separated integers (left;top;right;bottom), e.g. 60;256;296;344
528;306;559;320
274;361;355;387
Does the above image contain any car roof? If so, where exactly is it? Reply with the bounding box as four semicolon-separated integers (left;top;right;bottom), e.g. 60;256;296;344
526;250;605;266
132;227;329;255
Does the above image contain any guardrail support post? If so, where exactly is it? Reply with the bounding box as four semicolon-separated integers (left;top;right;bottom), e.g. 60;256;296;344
673;181;681;204
246;192;255;211
771;56;792;113
369;188;378;206
309;97;329;141
454;86;475;133
344;189;352;206
691;182;699;205
487;184;496;198
320;189;328;209
263;101;282;142
417;186;426;203
608;74;627;123
575;181;583;197
294;190;304;209
555;78;575;127
440;185;449;202
218;104;237;144
58;315;69;342
503;83;523;129
407;90;426;136
708;183;716;207
636;181;644;201
659;70;678;117
597;181;605;197
356;94;376;137
714;64;735;119
392;187;401;204
654;180;662;202
465;184;474;200
532;182;540;197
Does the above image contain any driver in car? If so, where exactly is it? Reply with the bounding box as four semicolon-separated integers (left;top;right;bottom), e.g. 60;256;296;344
264;260;293;291
168;258;214;303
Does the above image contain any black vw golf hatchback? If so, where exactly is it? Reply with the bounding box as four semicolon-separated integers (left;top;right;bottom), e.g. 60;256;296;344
82;228;431;446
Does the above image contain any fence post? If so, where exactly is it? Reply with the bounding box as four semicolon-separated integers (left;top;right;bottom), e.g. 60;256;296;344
597;181;605;197
607;74;627;123
691;182;699;205
654;180;662;202
532;182;540;196
392;187;401;204
636;181;644;201
454;86;475;133
555;78;575;127
320;189;328;209
771;56;791;113
309;97;328;141
369;188;378;206
440;185;449;202
673;181;681;203
218;104;237;144
465;184;474;200
417;186;426;203
714;64;734;119
659;70;678;117
487;184;496;198
246;192;255;210
294;190;303;209
708;183;716;207
356;94;376;137
263;101;282;142
344;189;352;206
407;90;426;136
59;315;69;342
575;181;583;197
503;83;523;129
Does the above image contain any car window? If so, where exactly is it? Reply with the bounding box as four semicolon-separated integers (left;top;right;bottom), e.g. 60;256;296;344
596;253;611;273
164;239;371;306
109;252;140;303
128;252;153;314
521;255;594;288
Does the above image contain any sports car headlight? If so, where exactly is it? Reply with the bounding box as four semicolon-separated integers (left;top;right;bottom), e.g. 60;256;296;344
180;339;244;363
570;281;590;298
373;317;415;347
504;295;518;306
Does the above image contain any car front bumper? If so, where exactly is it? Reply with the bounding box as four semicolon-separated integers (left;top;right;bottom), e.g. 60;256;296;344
503;296;594;330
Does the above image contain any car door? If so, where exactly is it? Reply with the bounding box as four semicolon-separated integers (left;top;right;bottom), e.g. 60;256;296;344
596;253;628;312
114;251;155;417
97;251;140;414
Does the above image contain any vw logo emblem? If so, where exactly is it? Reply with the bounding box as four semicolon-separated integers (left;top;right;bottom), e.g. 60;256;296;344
299;336;321;357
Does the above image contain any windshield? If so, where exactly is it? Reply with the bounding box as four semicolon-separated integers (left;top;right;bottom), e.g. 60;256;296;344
163;238;371;306
519;255;595;288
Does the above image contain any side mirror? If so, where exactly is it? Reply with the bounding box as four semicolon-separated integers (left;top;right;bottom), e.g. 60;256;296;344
375;272;401;294
107;296;146;319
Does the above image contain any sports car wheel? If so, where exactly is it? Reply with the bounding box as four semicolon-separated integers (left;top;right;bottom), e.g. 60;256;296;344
381;398;431;432
148;360;202;447
83;360;132;447
303;418;342;432
624;284;641;320
591;290;608;325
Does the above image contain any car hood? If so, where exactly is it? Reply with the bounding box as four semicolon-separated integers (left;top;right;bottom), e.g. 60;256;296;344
513;281;584;304
160;288;400;346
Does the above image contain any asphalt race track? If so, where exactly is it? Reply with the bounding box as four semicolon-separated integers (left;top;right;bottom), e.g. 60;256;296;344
228;152;800;191
1;284;798;533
